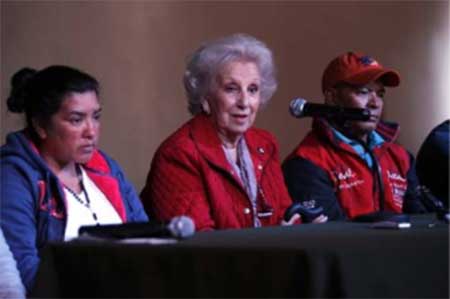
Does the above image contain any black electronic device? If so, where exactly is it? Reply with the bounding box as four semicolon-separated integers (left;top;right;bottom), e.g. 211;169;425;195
284;202;324;223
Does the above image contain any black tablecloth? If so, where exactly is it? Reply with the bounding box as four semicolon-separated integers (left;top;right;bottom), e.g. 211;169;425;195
31;214;449;298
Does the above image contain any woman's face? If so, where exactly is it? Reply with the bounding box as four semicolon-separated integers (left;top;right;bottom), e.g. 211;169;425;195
38;91;101;169
207;60;262;146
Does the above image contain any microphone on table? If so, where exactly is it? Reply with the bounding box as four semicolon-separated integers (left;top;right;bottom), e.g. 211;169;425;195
163;215;196;238
78;215;196;239
289;98;371;121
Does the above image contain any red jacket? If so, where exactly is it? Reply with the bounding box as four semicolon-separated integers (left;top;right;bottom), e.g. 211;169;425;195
140;114;293;231
283;119;426;220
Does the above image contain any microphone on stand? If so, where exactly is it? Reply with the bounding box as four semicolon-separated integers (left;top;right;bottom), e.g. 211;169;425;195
289;98;371;121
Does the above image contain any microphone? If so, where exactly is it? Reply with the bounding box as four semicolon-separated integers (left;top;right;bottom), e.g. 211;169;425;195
166;216;196;238
78;215;196;239
289;98;371;121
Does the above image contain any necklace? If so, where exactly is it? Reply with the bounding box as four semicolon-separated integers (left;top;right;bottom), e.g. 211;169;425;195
64;165;99;224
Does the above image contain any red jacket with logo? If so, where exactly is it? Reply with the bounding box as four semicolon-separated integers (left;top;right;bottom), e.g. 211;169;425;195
140;114;293;231
282;119;426;220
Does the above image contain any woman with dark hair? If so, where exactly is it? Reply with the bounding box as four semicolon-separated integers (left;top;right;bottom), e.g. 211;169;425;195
140;33;318;231
0;65;148;292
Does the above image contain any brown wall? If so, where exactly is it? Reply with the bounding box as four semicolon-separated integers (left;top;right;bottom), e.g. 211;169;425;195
1;1;449;190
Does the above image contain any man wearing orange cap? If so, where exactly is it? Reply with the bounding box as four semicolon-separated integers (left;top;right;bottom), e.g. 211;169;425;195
283;52;427;221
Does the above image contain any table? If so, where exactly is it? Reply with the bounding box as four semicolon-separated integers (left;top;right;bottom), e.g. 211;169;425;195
31;214;448;298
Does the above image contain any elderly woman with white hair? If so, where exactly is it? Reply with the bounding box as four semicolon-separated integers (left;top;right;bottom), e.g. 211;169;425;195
141;33;298;231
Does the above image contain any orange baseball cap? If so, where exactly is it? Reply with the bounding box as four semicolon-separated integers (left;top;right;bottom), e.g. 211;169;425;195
321;52;400;93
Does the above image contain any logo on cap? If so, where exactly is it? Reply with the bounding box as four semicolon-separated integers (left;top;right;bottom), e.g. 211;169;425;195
359;56;377;66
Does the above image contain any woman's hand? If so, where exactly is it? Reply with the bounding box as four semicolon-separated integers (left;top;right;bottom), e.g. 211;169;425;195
281;213;328;225
280;213;301;226
312;214;328;223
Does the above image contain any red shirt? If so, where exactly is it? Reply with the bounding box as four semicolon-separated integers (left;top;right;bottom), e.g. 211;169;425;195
140;114;293;231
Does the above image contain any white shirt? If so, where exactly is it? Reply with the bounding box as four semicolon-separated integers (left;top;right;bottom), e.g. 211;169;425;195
64;167;122;240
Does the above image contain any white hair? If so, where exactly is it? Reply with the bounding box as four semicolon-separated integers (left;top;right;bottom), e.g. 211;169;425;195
183;33;278;115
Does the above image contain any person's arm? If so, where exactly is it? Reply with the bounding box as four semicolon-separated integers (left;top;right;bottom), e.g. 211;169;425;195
402;153;428;213
0;163;40;293
0;228;26;299
282;157;346;221
140;145;215;231
416;121;449;206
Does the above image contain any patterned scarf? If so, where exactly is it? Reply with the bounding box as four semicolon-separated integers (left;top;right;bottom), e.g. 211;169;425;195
223;138;260;227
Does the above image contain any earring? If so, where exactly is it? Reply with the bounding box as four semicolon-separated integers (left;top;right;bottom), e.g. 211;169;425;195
201;101;211;115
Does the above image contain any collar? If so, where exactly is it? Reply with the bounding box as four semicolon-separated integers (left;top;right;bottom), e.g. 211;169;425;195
331;126;384;168
313;117;400;144
189;114;274;183
331;127;385;150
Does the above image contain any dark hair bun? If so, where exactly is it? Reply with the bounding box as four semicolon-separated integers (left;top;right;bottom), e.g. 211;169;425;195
7;67;37;113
